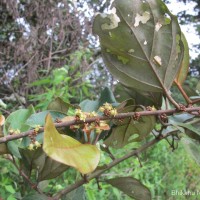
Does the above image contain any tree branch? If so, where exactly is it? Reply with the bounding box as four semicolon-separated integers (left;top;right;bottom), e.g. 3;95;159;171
52;132;171;199
0;106;200;144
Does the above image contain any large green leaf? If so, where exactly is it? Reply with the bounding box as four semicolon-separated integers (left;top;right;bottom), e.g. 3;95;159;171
22;194;48;200
114;83;162;107
106;177;151;200
181;137;200;166
26;110;66;127
4;106;35;135
64;186;86;200
104;101;156;148
43;114;100;174
93;0;185;92
20;148;69;181
3;106;35;157
173;122;200;141
47;97;79;114
80;87;117;112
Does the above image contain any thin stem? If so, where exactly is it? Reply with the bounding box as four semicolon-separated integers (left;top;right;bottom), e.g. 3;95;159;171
174;80;192;104
191;98;200;104
53;132;171;199
1;106;200;144
163;88;180;109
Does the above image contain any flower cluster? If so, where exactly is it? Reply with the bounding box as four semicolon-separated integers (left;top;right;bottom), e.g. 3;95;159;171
83;120;109;135
28;141;41;151
99;102;117;117
75;109;87;121
9;129;20;135
70;109;110;140
28;125;41;151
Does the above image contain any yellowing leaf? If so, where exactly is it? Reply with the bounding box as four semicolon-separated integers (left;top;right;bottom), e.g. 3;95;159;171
43;114;100;174
175;32;189;85
0;115;5;126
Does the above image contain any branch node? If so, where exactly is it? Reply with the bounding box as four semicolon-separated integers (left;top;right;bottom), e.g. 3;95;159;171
158;113;169;127
177;103;187;112
132;112;140;121
82;174;89;183
146;106;152;111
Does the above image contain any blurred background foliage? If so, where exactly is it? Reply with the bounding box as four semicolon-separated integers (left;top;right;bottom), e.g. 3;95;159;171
0;0;200;199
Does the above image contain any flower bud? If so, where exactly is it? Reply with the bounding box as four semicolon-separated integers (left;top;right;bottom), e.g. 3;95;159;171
35;141;41;148
28;143;34;151
110;108;117;116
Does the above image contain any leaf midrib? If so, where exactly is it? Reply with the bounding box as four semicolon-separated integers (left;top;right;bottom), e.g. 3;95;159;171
115;1;171;91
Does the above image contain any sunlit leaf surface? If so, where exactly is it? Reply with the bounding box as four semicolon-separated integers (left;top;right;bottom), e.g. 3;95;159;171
43;114;100;174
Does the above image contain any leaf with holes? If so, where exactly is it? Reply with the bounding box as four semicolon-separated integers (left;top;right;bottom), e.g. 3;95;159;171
93;0;186;92
43;114;100;174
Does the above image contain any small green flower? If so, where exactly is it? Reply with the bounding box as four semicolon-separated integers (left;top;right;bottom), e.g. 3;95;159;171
14;129;20;134
103;102;112;110
90;111;97;117
28;143;34;151
110;108;118;116
75;109;86;121
99;106;105;112
34;125;41;132
35;141;41;148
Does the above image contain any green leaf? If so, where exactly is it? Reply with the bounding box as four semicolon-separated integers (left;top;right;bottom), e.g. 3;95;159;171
22;194;48;200
99;87;117;106
80;87;117;112
3;106;35;156
104;102;156;148
4;106;35;135
7;141;22;158
93;0;185;92
175;32;189;85
20;148;69;181
170;113;194;123
37;154;69;181
114;83;162;108
43;114;100;174
181;137;200;166
5;185;15;194
47;97;79;114
79;99;99;112
174;122;200;141
64;186;86;200
106;177;151;200
26;110;66;127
